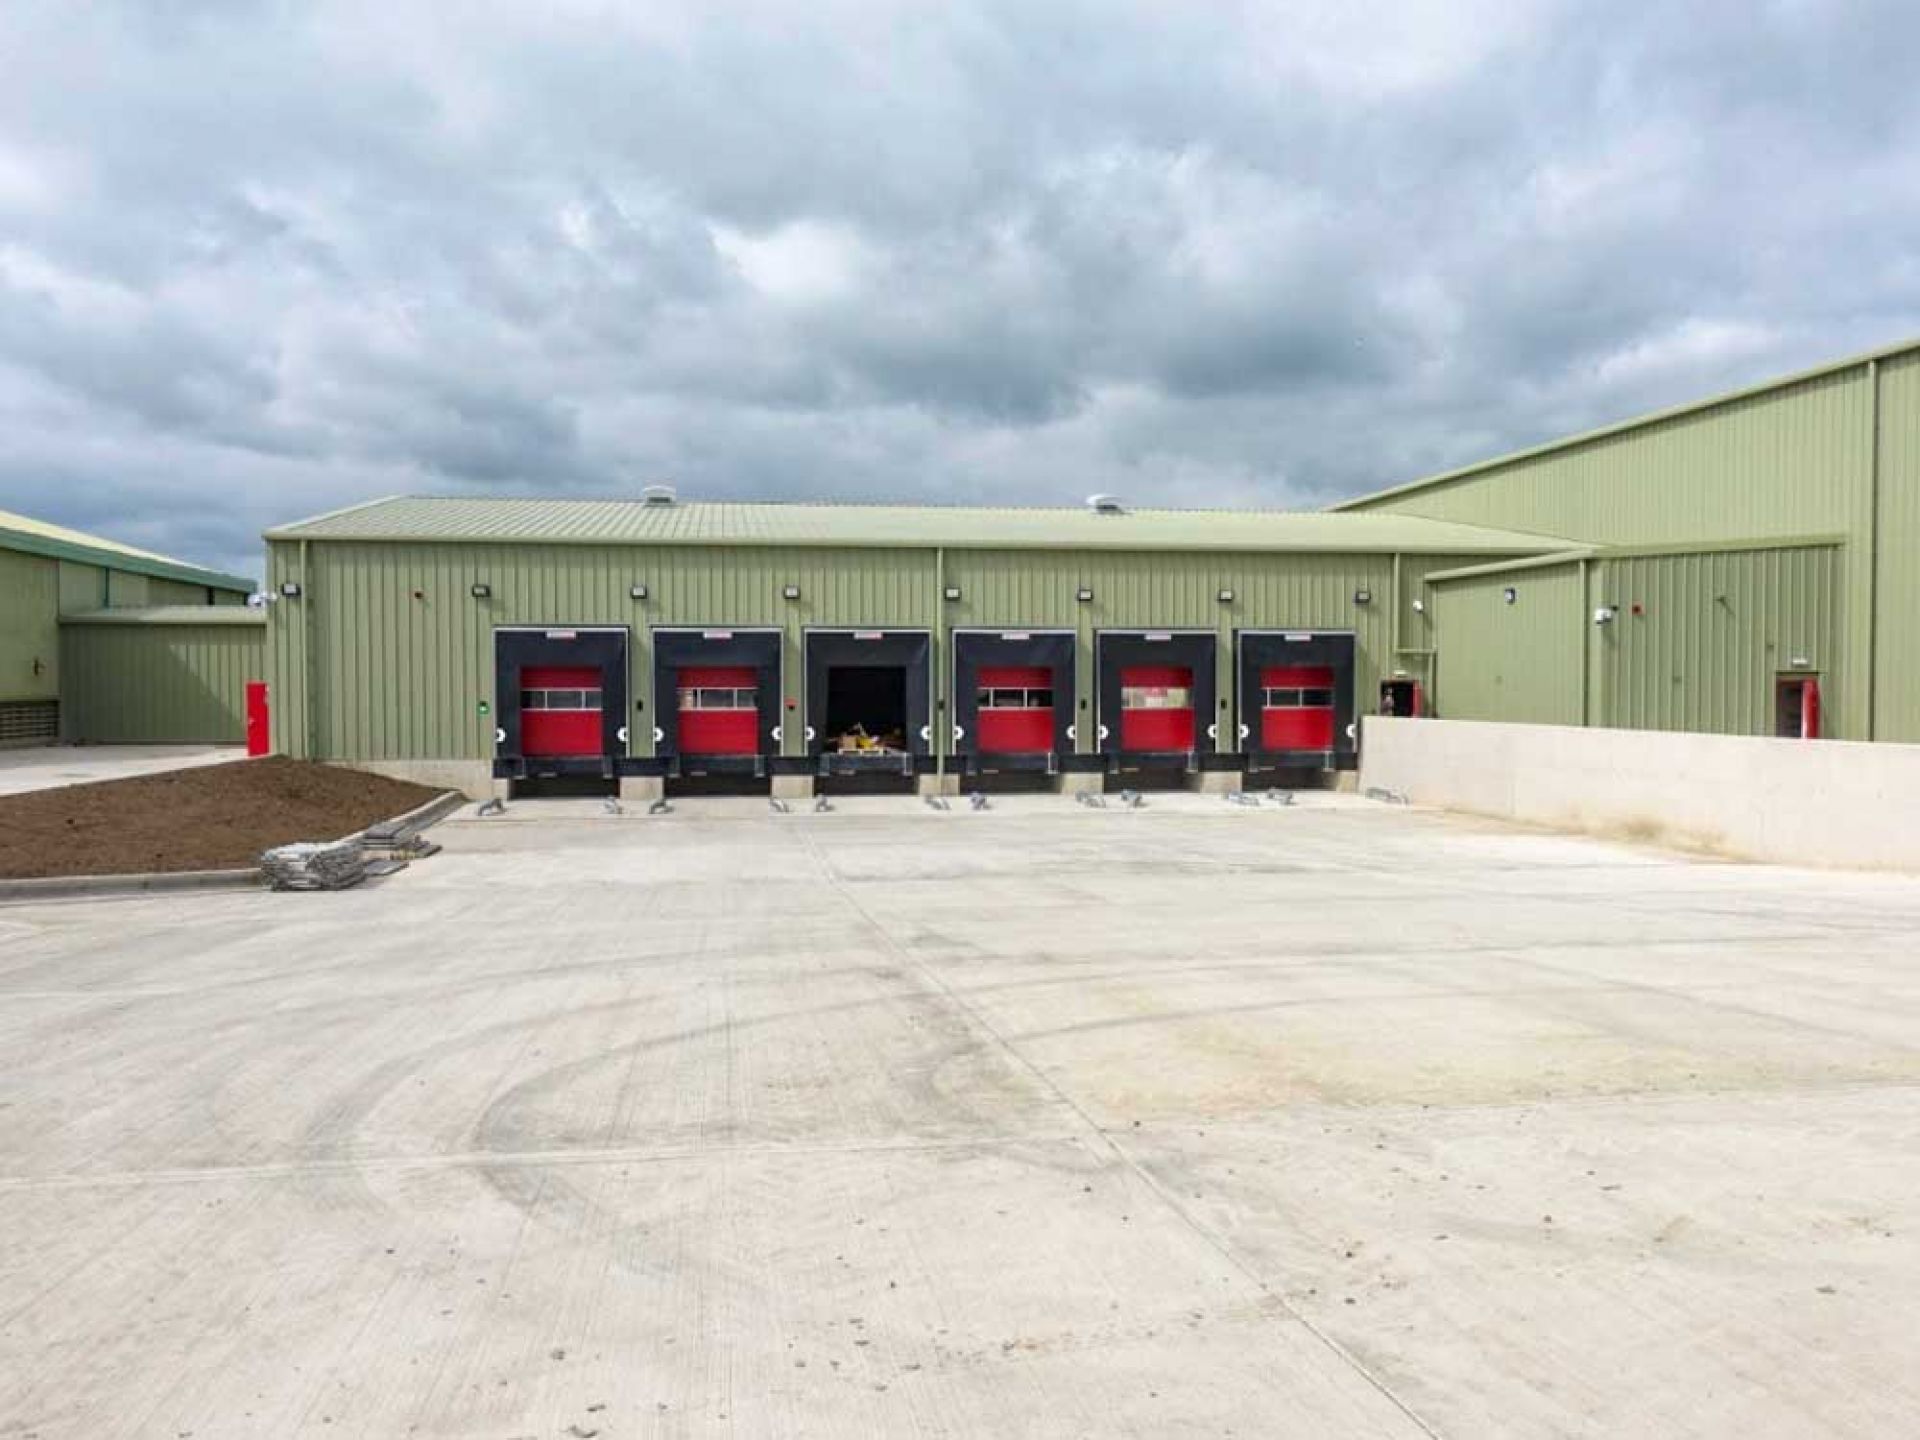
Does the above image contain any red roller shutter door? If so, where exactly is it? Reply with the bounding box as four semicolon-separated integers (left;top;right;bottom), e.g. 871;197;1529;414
976;664;1054;754
677;665;760;756
521;665;604;757
1120;664;1194;750
1260;665;1335;749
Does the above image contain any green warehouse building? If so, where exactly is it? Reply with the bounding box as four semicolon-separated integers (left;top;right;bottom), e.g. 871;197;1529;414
0;507;260;747
255;336;1920;799
11;335;1908;791
260;498;1563;798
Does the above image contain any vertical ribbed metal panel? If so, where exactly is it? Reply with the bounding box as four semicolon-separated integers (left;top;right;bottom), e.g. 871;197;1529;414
1597;546;1839;735
265;542;307;756
1349;367;1873;735
1431;564;1586;724
57;562;105;613
1874;354;1920;740
143;576;213;606
0;547;59;704
59;623;264;743
1396;552;1489;658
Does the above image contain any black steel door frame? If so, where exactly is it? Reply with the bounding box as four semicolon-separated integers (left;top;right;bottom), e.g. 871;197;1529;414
1094;629;1218;766
803;627;934;773
950;628;1076;772
651;626;783;775
492;625;630;778
1235;628;1358;770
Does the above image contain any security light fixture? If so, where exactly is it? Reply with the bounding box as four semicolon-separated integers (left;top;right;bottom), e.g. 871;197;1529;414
1076;586;1095;603
1411;598;1426;614
1353;588;1373;605
1503;587;1518;605
944;585;962;602
783;583;802;600
470;582;491;599
1594;606;1617;625
279;581;303;599
1217;588;1234;604
629;583;649;601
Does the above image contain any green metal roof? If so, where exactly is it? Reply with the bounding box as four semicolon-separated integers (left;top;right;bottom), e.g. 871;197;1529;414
59;605;266;626
1333;334;1920;513
266;495;1564;555
0;507;255;592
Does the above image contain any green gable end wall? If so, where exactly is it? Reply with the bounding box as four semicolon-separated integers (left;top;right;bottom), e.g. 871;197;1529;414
1348;364;1880;738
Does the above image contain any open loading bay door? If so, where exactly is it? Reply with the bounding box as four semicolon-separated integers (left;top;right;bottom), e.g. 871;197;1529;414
951;630;1074;772
806;629;933;775
1236;630;1357;770
1096;630;1216;768
652;628;782;775
494;626;629;779
1775;673;1821;738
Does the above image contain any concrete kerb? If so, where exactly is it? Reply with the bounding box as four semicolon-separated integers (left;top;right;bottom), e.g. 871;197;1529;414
0;786;466;905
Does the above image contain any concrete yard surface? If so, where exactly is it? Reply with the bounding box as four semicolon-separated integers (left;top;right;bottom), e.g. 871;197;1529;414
2;796;1918;1438
0;742;242;796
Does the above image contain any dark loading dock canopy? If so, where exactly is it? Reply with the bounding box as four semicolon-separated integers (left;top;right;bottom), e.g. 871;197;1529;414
951;630;1075;770
493;625;630;778
1235;629;1357;769
804;629;933;770
1095;630;1218;764
651;627;782;771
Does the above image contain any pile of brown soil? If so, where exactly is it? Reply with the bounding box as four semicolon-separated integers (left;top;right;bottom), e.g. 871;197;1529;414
0;757;448;879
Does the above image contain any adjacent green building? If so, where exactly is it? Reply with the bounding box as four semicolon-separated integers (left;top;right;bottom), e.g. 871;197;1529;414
1337;336;1920;743
0;507;259;746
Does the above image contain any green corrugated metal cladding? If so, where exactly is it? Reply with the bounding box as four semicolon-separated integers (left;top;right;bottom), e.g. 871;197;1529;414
265;538;1424;763
1431;561;1589;726
0;546;60;706
1596;546;1839;736
1339;338;1920;740
59;616;266;743
1428;542;1840;736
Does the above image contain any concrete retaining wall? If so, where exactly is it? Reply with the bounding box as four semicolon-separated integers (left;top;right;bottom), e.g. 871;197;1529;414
1360;716;1920;870
341;758;499;800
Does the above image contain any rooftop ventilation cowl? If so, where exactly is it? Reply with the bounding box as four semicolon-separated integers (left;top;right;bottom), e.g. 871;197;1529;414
1085;493;1125;514
641;484;677;505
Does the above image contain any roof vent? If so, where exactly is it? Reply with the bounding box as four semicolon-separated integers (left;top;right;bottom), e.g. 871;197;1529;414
1086;493;1125;514
641;483;677;506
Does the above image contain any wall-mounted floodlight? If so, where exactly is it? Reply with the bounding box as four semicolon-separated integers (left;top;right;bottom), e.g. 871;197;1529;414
944;585;962;602
1076;586;1095;603
1411;598;1426;614
1353;588;1373;605
1593;606;1617;625
783;583;802;600
629;583;649;600
470;582;492;599
1217;588;1235;604
1502;587;1518;605
279;581;303;599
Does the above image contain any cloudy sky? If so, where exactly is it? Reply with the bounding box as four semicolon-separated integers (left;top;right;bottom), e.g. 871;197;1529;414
3;1;1919;580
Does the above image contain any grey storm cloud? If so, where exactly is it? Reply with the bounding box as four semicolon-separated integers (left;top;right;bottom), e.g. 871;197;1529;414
3;0;1920;578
